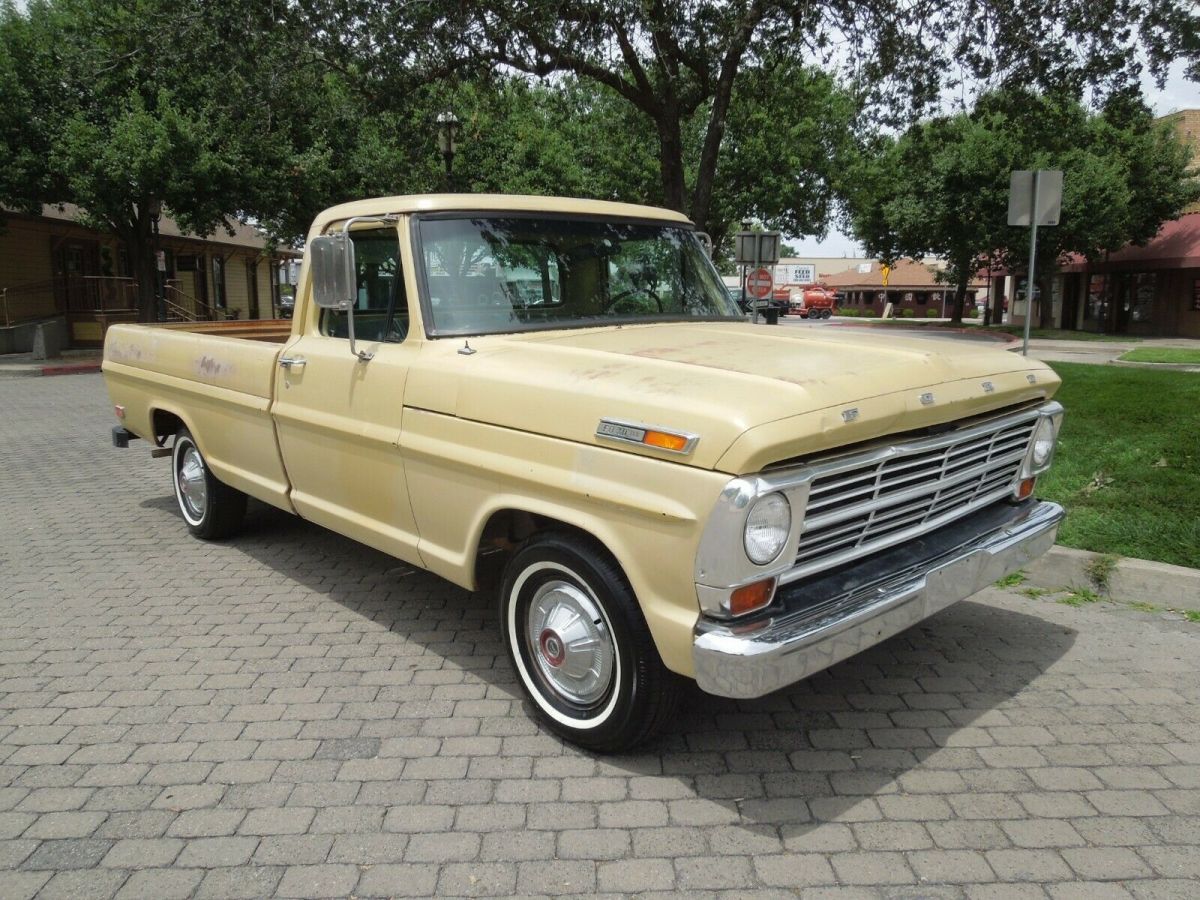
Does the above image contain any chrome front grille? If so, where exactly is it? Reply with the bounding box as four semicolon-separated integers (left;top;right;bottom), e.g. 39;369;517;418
782;409;1038;584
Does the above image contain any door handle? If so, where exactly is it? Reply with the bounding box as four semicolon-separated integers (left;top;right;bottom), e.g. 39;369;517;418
279;355;306;370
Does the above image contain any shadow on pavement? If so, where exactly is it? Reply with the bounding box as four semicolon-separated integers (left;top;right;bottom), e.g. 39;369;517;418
145;495;1077;841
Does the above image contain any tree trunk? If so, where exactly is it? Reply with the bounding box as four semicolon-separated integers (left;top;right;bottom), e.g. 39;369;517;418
990;277;1005;327
117;209;158;323
950;277;968;325
129;229;157;323
655;110;688;214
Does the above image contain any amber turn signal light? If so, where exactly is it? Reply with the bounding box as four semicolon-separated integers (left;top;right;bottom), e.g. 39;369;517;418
729;578;776;617
642;430;690;452
1014;477;1036;500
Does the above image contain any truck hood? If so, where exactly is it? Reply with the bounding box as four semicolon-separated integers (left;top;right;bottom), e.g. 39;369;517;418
406;322;1059;474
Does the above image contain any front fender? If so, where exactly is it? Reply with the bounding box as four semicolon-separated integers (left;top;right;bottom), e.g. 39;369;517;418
399;408;730;676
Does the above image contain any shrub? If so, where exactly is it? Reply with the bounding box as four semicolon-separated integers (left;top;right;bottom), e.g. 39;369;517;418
840;308;857;317
902;308;916;318
926;309;938;318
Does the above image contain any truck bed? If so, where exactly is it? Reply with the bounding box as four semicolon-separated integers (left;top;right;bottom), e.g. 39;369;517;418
157;319;295;343
102;320;294;511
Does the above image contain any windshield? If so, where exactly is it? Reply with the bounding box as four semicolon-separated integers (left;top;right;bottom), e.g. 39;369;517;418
415;215;740;336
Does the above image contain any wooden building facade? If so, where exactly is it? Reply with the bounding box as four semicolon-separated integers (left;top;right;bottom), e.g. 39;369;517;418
1;205;292;348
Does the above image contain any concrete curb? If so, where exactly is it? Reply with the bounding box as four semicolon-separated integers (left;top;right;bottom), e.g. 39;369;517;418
828;322;1015;344
1025;545;1200;612
39;362;102;377
0;360;102;378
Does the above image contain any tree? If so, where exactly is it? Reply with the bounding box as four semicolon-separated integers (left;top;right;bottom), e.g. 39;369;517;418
1;0;316;320
701;57;859;255
0;1;57;219
844;112;1021;323
298;0;1199;244
843;89;1199;324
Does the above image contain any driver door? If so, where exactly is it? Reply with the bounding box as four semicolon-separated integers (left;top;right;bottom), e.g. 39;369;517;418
271;224;423;565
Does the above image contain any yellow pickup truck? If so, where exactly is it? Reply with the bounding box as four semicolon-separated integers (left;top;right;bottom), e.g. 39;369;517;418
103;194;1064;751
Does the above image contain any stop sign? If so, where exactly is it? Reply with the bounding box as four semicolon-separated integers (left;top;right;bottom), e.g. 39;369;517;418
746;267;773;299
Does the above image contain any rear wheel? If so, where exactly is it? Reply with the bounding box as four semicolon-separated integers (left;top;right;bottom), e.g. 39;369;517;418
172;427;246;539
499;532;683;752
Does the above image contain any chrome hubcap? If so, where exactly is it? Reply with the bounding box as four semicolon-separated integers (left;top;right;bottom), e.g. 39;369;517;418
178;445;207;520
527;580;614;706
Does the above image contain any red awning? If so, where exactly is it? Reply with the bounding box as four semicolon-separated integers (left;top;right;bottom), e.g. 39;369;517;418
1060;212;1200;272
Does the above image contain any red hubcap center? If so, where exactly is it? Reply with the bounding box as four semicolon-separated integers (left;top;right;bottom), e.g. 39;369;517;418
539;629;565;667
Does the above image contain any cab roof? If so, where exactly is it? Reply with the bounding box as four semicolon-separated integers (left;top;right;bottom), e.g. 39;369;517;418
309;194;693;238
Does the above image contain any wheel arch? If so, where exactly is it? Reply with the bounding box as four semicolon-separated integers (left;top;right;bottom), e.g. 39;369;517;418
472;505;617;592
463;498;698;678
150;405;200;449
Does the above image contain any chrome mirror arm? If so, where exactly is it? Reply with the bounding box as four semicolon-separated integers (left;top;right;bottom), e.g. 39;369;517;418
336;214;398;364
343;300;374;362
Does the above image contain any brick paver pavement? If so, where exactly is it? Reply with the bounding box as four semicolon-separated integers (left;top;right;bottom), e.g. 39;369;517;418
1;374;1198;899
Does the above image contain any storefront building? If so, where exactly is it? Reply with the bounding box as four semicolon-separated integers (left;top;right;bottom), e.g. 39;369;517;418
993;212;1200;337
1;204;294;348
1055;213;1200;337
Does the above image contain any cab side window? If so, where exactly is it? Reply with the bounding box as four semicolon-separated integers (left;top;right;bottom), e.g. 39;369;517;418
321;228;408;342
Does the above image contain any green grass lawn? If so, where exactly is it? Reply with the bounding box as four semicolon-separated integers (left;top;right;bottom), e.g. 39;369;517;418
1036;362;1200;568
1119;347;1200;365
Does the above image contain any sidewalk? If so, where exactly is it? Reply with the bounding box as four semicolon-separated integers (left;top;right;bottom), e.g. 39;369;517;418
0;348;102;378
1026;337;1200;368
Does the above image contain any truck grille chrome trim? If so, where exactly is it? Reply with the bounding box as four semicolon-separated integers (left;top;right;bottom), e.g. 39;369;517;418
779;406;1040;585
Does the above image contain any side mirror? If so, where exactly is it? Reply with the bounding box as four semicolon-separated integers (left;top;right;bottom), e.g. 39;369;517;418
310;233;356;310
309;232;373;362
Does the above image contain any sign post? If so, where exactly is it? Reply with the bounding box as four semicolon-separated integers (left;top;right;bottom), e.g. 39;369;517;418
1008;170;1063;355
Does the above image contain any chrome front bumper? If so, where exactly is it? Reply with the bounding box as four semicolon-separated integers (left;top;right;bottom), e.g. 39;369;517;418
693;500;1064;699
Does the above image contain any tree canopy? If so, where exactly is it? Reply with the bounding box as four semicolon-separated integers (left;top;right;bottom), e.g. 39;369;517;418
1;0;316;318
297;0;1199;238
2;0;1198;322
843;89;1199;323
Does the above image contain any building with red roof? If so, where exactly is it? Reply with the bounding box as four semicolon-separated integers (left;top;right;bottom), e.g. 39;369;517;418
822;259;985;318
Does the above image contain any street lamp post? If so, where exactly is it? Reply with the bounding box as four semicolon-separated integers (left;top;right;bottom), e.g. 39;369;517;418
437;111;461;191
148;198;163;321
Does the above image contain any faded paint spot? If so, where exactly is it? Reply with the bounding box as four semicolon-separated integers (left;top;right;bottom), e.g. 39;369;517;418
106;341;147;363
573;365;625;382
197;355;235;379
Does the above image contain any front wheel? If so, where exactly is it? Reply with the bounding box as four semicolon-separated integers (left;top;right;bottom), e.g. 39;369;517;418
172;427;247;539
499;533;683;752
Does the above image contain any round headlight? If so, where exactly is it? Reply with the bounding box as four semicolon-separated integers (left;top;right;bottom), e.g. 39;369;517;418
744;493;792;565
1030;417;1056;469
